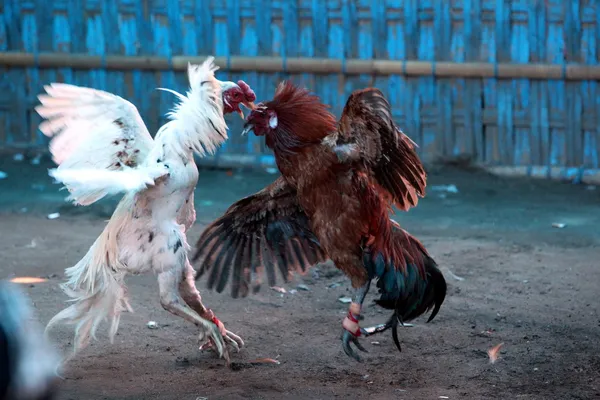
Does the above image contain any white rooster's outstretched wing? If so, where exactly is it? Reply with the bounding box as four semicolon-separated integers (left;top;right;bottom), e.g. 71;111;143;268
35;84;158;205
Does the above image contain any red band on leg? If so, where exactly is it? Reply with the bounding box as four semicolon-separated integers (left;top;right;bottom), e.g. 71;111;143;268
343;311;362;337
346;311;360;324
211;315;227;336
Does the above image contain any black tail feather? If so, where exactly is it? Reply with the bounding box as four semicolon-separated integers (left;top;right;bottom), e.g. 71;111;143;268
363;229;447;325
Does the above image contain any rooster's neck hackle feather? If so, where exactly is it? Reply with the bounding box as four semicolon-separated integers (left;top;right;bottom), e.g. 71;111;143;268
153;60;228;160
265;81;337;154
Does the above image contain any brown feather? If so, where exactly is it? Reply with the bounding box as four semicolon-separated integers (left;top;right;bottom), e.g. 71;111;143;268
192;176;328;297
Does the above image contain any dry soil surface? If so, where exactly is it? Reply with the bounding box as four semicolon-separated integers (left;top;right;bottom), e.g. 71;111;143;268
1;158;599;400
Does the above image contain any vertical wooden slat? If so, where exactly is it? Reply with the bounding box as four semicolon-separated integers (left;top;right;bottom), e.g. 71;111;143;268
535;0;550;168
372;0;389;115
567;2;583;166
18;1;37;147
511;0;532;166
222;0;242;154
356;0;374;93
417;0;439;162
310;0;330;115
137;0;158;135
339;0;356;114
436;0;452;157
481;0;498;164
385;0;411;142
235;1;258;155
85;1;106;92
256;0;273;154
495;0;513;165
119;0;146;140
297;0;315;91
403;0;421;151
528;0;542;167
320;1;341;118
103;0;124;110
70;0;87;106
151;1;176;132
546;0;567;167
581;0;598;168
0;0;9;146
449;0;467;158
466;0;484;163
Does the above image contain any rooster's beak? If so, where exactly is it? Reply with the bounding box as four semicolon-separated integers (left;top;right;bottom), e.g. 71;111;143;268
237;101;256;120
241;123;253;136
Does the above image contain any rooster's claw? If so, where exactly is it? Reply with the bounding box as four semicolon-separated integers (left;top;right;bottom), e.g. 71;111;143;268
341;330;368;362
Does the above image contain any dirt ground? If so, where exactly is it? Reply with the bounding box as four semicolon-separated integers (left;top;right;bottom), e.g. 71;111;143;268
1;156;599;400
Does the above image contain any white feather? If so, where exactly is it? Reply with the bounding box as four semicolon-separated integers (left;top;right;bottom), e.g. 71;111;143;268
43;56;237;356
49;165;169;206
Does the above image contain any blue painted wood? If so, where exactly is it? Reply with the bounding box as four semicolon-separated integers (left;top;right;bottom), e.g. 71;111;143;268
481;0;499;164
0;1;9;147
418;0;439;161
547;0;567;168
511;0;531;166
580;1;599;169
1;0;599;172
495;0;513;166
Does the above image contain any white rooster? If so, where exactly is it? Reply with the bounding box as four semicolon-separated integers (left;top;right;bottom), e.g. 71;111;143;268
36;56;255;365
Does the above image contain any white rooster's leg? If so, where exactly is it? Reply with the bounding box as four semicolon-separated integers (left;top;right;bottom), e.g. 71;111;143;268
157;268;230;364
179;259;244;352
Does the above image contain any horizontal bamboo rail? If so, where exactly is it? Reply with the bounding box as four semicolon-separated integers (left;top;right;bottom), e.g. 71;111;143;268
1;52;600;80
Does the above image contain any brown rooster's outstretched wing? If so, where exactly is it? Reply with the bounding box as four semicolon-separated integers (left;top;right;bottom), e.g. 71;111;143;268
335;88;427;211
192;177;327;298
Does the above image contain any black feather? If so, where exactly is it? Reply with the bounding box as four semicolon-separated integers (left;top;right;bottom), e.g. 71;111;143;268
231;235;251;299
216;235;243;293
207;234;234;290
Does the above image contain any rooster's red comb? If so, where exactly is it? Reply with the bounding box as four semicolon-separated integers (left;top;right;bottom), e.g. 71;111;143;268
237;80;256;103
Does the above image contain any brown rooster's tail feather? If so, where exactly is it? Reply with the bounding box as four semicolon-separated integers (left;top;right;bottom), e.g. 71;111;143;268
364;224;447;324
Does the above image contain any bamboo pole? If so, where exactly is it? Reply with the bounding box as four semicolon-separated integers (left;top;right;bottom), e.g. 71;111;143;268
1;51;599;80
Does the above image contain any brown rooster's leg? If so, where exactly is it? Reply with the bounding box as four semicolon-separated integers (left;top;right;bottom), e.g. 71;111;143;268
179;259;244;352
341;280;371;362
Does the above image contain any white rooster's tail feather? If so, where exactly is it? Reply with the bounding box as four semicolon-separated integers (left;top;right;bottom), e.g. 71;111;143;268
46;239;133;353
49;164;169;206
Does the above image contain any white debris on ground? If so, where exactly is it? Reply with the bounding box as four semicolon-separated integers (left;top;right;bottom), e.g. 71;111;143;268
441;266;465;281
146;321;158;329
551;222;566;228
430;184;459;194
30;154;42;165
338;296;352;304
47;213;60;220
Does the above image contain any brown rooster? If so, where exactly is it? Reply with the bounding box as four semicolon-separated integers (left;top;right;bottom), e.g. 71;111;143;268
192;82;446;361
